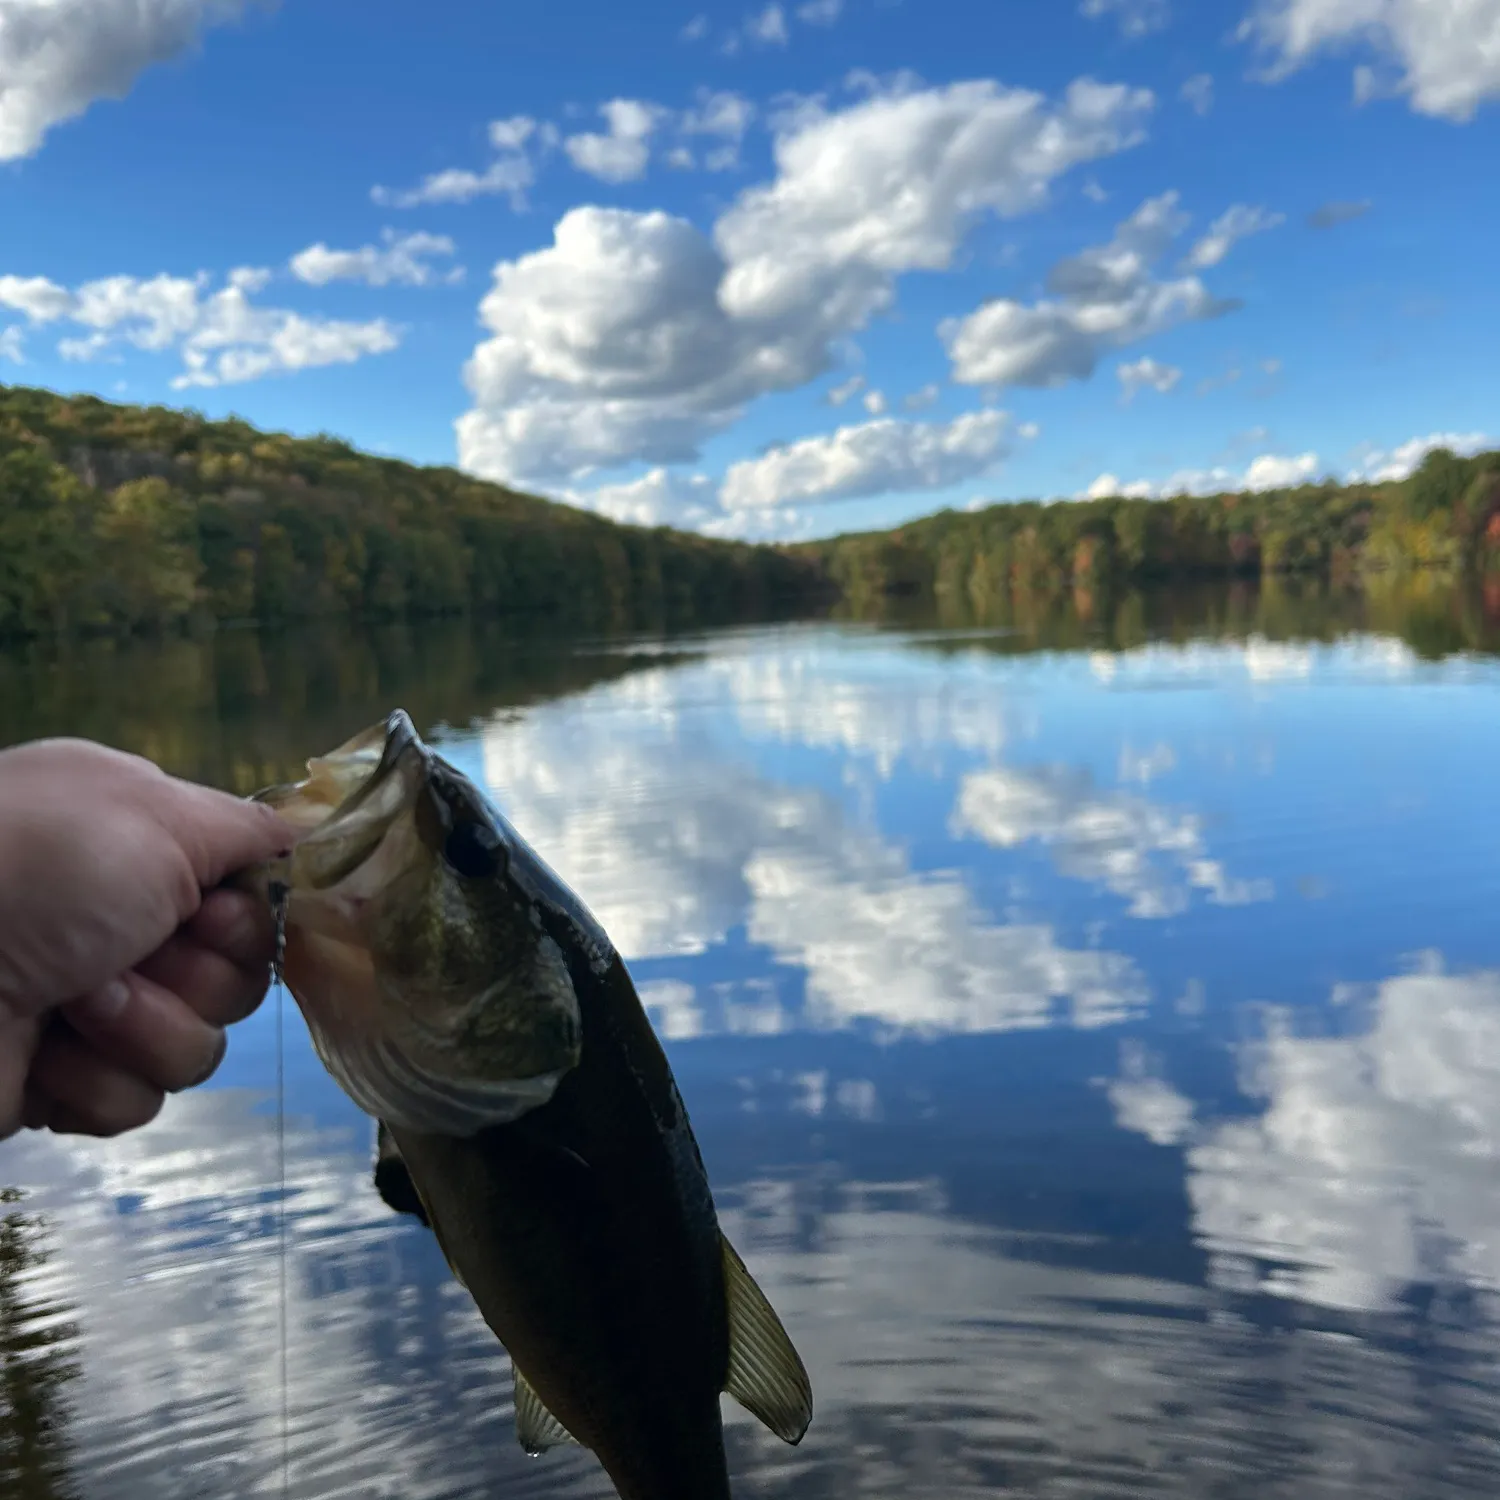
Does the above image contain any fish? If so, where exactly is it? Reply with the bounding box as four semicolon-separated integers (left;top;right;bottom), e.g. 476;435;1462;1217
239;710;813;1500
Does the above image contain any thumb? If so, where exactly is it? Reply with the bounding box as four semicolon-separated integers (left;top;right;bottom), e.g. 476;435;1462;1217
156;780;296;892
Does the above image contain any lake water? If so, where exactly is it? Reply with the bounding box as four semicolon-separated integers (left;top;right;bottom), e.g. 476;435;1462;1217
7;589;1500;1499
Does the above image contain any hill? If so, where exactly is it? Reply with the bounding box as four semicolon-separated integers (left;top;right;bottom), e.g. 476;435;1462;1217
0;384;827;640
798;446;1500;614
3;382;1498;642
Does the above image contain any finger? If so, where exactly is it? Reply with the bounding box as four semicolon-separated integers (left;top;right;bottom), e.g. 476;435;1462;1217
28;1025;164;1136
186;887;278;973
61;973;226;1095
154;781;295;892
134;932;271;1028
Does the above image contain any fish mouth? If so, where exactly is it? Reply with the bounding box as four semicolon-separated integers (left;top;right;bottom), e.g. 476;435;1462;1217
242;710;579;1138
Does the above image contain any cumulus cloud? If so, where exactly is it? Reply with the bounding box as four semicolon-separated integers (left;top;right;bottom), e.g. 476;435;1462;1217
371;116;546;208
0;0;254;161
861;389;887;415
1180;73;1214;114
1307;197;1372;228
289;229;461;287
953;763;1272;919
564;98;667;183
941;192;1238;390
1241;0;1500;122
0;265;399;387
567;466;723;529
1082;449;1321;499
721;410;1017;509
1117;355;1181;400
903;382;941;410
457;77;1154;487
1346;430;1492;482
0;324;23;361
1080;0;1171;36
1181;203;1285;270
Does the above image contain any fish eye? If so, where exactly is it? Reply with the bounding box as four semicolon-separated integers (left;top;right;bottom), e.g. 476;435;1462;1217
443;820;504;880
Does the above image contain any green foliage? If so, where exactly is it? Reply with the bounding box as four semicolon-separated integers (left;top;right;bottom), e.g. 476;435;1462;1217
799;448;1500;606
0;385;828;641
3;383;1496;641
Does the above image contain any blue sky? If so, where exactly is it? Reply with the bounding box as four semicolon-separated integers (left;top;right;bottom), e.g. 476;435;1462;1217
1;0;1497;540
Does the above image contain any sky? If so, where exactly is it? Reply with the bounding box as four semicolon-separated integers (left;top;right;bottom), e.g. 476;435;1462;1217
1;0;1498;541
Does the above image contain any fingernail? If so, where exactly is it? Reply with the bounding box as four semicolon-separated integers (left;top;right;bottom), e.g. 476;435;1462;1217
187;1029;228;1090
77;977;131;1024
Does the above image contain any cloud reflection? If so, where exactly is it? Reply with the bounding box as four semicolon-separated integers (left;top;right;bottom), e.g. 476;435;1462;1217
479;659;1147;1038
1107;961;1500;1315
954;764;1272;918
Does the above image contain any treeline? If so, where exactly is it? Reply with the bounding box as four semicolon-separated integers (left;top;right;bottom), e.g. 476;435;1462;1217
803;445;1500;611
0;384;827;641
5;382;1500;644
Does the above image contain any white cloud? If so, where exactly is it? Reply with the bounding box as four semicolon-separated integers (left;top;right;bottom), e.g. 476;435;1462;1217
941;192;1235;390
798;0;842;22
0;324;23;361
457;77;1154;487
289;229;461;288
862;388;887;415
567;466;723;528
1081;449;1321;499
1117;355;1181;400
1346;430;1492;482
1180;72;1214;114
1244;451;1319;488
1185;961;1500;1312
0;266;400;386
0;272;75;322
564;98;667;183
371;116;544;208
953;763;1271;919
681;11;710;39
1181;204;1285;270
721;410;1016;509
1242;0;1500;122
0;0;251;161
745;3;790;44
678;88;755;171
903;382;941;410
488;115;536;151
1080;0;1171;36
828;373;866;406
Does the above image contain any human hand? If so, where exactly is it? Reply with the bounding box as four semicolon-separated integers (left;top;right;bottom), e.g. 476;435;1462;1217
0;738;293;1141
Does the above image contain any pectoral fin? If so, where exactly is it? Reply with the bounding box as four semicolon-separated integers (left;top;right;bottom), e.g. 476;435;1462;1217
720;1233;813;1444
513;1364;581;1455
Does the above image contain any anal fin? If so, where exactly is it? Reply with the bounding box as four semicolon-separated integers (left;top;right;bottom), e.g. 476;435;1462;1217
720;1233;813;1445
514;1364;581;1455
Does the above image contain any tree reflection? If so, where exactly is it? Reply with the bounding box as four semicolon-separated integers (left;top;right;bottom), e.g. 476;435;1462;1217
0;1188;81;1500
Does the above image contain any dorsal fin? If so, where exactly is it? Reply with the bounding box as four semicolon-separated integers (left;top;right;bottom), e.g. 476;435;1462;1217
513;1364;581;1455
720;1233;813;1444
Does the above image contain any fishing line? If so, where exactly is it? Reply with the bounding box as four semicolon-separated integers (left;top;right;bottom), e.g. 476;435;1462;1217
271;879;291;1500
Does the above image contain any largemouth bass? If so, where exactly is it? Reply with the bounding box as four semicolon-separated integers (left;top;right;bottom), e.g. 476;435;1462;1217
239;710;812;1500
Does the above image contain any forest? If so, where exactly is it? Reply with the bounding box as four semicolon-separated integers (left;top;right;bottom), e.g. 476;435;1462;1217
2;381;1498;642
800;443;1500;615
0;384;826;640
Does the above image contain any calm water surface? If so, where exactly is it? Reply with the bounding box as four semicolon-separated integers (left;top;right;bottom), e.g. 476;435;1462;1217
7;596;1500;1499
